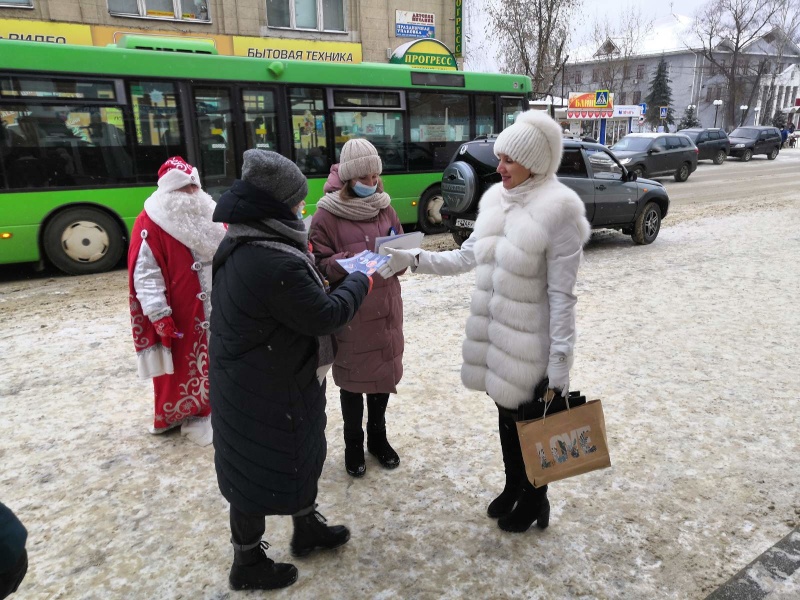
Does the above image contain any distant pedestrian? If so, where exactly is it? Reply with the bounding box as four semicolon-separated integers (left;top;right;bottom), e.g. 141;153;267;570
127;157;226;446
0;502;27;598
780;126;789;148
209;150;371;591
378;111;591;533
309;139;405;478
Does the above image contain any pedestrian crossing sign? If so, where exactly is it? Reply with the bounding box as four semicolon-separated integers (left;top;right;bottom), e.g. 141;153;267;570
595;90;610;107
660;106;668;119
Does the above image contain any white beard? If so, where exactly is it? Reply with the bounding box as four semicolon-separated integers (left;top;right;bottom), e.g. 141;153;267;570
144;189;226;262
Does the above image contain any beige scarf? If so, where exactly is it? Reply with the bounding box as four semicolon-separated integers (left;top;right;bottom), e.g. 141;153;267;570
316;189;391;221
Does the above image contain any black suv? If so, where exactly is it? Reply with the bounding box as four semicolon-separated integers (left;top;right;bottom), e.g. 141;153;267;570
440;137;670;246
727;126;782;161
678;128;730;164
609;133;699;181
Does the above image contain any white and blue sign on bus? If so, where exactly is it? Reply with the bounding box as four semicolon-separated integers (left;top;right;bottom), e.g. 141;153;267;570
660;106;668;119
396;10;435;39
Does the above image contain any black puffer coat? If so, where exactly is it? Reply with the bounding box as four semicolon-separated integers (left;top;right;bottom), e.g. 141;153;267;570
209;180;370;516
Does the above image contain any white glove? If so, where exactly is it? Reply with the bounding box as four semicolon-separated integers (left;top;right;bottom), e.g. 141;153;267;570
546;354;570;397
377;248;418;279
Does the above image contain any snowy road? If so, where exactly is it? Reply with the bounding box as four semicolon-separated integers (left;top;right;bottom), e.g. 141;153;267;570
1;155;798;599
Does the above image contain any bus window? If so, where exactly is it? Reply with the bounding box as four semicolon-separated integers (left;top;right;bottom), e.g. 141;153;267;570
193;86;235;193
242;89;278;152
1;104;133;189
408;91;469;171
289;87;327;175
474;95;496;138
501;96;525;129
332;111;405;172
129;81;186;182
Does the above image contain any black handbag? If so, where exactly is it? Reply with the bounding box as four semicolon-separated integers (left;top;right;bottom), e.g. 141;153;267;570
516;377;586;422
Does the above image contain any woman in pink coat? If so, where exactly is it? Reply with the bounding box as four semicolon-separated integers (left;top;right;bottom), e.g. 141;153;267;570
309;139;404;478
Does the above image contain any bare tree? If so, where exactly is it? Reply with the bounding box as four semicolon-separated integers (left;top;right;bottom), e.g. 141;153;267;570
692;0;788;127
758;0;800;123
483;0;582;99
587;5;654;102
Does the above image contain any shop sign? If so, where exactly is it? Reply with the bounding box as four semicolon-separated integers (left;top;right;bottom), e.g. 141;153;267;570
0;18;93;45
395;10;435;38
613;105;642;118
567;91;615;119
389;39;458;70
233;36;362;63
454;0;463;57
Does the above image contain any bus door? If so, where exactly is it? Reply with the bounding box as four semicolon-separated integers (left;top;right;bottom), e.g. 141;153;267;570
239;87;282;156
191;86;237;197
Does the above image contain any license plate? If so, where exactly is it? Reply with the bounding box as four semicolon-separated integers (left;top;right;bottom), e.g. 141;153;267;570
455;218;475;228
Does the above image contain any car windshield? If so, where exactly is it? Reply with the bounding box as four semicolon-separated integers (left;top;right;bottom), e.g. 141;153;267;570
730;128;758;139
611;137;652;151
680;131;699;141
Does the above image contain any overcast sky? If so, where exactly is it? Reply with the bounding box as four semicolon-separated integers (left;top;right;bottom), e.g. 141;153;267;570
465;0;702;71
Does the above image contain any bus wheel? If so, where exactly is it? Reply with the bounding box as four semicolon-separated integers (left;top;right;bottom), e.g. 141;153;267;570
418;186;447;234
43;207;125;275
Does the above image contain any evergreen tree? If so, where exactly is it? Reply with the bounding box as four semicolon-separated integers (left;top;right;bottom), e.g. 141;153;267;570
643;58;674;129
677;106;701;130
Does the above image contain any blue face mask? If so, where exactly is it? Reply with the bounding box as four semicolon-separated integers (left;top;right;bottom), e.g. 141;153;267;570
352;181;378;197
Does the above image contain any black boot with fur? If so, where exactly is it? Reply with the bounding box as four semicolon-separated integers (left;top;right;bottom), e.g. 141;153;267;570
366;393;400;469
498;484;550;533
229;541;298;591
340;390;366;477
290;510;351;558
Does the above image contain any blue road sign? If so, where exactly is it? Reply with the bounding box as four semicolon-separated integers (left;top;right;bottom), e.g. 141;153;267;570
595;90;609;107
660;106;668;119
639;102;647;115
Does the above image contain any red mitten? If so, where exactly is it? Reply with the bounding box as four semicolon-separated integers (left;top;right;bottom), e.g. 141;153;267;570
153;316;183;339
367;275;374;294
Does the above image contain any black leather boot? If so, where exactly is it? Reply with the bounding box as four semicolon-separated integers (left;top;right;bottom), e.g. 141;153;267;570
229;541;298;591
366;393;400;469
498;483;550;533
340;390;366;477
290;509;351;557
487;405;524;518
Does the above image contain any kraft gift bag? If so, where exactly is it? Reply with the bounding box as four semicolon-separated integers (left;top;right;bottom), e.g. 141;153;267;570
516;388;611;487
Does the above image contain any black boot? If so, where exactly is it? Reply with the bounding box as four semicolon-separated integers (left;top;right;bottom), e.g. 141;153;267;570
340;390;366;477
366;393;400;469
498;483;550;533
487;405;524;518
229;541;298;591
290;509;351;558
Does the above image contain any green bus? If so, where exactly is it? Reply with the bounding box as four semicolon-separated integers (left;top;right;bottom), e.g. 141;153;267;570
0;38;531;274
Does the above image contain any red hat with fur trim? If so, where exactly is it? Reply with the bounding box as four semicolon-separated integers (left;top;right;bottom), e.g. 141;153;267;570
157;156;201;193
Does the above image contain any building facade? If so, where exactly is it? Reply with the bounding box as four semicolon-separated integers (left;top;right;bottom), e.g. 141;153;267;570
0;0;460;66
562;16;800;136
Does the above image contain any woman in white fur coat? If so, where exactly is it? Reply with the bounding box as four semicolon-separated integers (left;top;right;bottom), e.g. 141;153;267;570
378;111;591;533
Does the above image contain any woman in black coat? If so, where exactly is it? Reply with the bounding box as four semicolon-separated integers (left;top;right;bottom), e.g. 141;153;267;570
210;150;371;591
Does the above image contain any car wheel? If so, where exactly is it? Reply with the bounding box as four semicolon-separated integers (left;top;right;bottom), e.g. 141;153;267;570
451;230;470;247
767;147;779;160
741;149;753;162
43;207;125;275
713;150;726;165
632;201;661;245
632;165;645;178
417;185;447;234
674;163;690;182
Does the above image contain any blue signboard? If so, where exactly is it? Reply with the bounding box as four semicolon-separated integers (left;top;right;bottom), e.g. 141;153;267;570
660;106;668;119
639;102;647;115
396;24;435;38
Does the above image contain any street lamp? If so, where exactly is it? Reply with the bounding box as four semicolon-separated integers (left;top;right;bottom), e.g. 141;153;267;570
753;106;761;126
740;105;748;126
713;99;723;127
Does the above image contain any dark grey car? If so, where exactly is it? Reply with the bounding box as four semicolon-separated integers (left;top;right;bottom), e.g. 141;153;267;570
609;132;699;181
678;128;730;164
728;126;782;161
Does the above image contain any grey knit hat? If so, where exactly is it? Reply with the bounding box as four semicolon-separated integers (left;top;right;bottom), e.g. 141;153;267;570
338;138;383;182
241;149;308;208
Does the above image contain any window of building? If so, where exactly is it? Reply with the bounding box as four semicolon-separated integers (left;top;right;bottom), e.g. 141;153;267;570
632;90;642;105
636;64;645;79
591;68;599;82
107;0;210;22
623;64;631;79
618;92;627;105
267;0;345;32
705;86;713;102
573;70;582;85
408;91;469;170
0;0;33;7
288;87;328;175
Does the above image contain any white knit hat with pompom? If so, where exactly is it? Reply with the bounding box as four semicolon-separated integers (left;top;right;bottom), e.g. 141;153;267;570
494;110;563;177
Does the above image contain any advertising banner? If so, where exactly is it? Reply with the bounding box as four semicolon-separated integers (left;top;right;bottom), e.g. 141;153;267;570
0;18;93;45
233;36;362;63
395;11;435;38
567;92;615;119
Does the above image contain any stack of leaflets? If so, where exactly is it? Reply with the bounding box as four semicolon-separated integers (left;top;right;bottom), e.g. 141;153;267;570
336;250;390;276
374;231;424;253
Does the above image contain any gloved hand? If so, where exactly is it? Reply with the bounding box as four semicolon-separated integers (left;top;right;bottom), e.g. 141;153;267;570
153;316;183;339
377;248;418;279
546;354;570;397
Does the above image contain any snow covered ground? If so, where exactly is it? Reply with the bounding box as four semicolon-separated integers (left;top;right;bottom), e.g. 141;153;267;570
1;189;798;599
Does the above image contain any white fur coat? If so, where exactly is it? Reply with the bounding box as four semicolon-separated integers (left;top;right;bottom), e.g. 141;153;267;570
460;176;590;409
